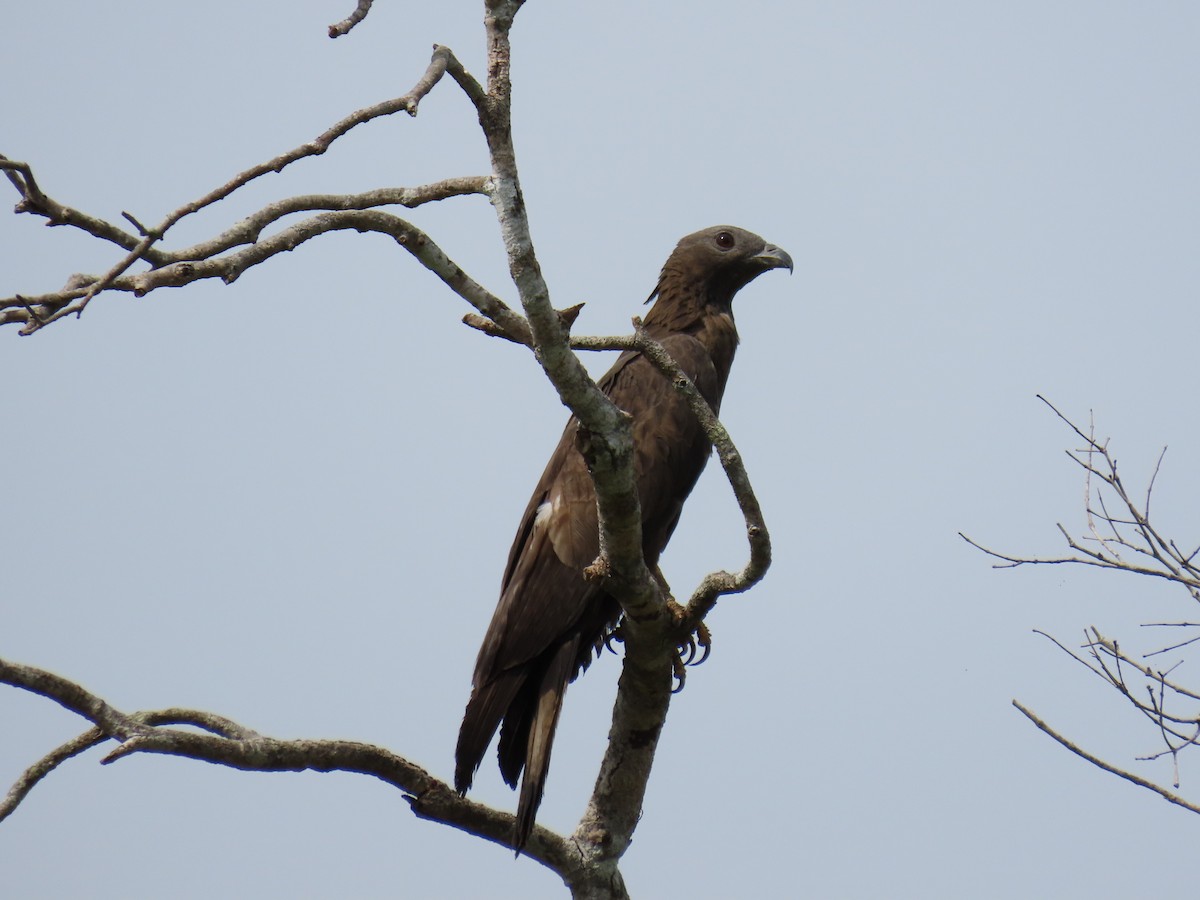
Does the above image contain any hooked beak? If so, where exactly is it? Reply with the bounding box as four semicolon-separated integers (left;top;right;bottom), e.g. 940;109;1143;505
753;244;794;274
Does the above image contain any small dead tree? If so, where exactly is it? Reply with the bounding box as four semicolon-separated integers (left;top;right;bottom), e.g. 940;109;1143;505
0;4;772;897
963;395;1200;816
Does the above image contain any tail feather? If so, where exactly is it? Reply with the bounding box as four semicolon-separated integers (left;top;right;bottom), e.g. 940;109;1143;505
496;677;538;788
455;669;523;794
456;637;581;851
513;638;577;851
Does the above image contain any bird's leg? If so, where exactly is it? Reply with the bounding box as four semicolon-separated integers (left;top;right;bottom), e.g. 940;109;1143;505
652;565;713;692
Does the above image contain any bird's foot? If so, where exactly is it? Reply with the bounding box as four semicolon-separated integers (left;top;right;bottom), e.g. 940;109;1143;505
666;598;712;692
603;615;626;655
603;602;712;692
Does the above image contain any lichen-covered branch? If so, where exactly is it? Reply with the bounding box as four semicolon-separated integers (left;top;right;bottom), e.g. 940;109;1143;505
469;6;684;889
3;6;775;896
628;318;771;625
1;45;484;334
3;211;526;339
161;178;492;264
0;656;584;872
464;293;773;881
475;4;656;622
328;0;374;38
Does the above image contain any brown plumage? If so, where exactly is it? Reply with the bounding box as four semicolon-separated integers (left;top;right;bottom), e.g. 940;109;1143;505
454;226;793;851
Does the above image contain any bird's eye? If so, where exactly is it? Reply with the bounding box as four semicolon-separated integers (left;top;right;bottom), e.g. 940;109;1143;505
714;231;735;250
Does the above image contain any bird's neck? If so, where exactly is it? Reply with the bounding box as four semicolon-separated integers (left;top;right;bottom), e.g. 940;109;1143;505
643;276;740;385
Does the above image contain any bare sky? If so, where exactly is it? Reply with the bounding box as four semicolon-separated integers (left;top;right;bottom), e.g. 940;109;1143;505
4;2;1200;897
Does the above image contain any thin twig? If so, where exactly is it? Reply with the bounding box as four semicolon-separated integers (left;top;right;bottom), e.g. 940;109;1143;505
1014;699;1200;815
2;46;481;333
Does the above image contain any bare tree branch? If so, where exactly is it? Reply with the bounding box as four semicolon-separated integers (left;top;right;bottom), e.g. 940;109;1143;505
475;3;656;629
960;398;1200;600
466;7;678;879
1;45;483;333
4;5;773;895
1;155;158;261
1012;700;1200;815
161;178;492;263
2;707;259;824
969;398;1200;814
0;656;591;874
626;318;771;627
328;0;373;38
3;212;529;340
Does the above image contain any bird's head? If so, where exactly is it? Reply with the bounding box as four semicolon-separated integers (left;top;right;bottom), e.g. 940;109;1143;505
648;225;793;308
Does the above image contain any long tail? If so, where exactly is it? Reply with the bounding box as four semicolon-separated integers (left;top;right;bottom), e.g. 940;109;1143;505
455;667;520;795
455;637;578;852
512;639;575;850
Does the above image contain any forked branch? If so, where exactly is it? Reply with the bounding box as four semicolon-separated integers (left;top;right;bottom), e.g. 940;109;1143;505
965;396;1200;813
3;5;771;895
1;45;487;334
0;657;583;875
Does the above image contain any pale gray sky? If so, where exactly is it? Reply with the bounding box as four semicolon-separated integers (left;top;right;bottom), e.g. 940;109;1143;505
4;2;1200;897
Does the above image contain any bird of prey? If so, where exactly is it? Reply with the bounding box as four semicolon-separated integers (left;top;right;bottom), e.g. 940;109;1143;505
454;225;792;851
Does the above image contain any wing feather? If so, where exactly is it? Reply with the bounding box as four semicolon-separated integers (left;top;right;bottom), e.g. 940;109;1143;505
456;332;728;845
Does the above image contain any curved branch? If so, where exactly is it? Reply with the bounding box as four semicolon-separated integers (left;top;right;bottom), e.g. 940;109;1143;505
629;318;771;625
0;658;146;740
2;211;529;341
0;155;161;261
328;0;373;38
159;178;491;264
4;8;762;895
0;656;583;874
1;707;258;823
464;307;772;880
2;45;481;333
3;728;105;821
464;313;772;624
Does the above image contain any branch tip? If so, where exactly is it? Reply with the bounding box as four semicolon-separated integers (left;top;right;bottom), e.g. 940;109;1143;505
328;0;373;38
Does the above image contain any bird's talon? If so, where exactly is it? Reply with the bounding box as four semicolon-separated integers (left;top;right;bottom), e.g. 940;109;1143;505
693;621;712;665
667;609;713;691
671;653;688;693
604;618;627;655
